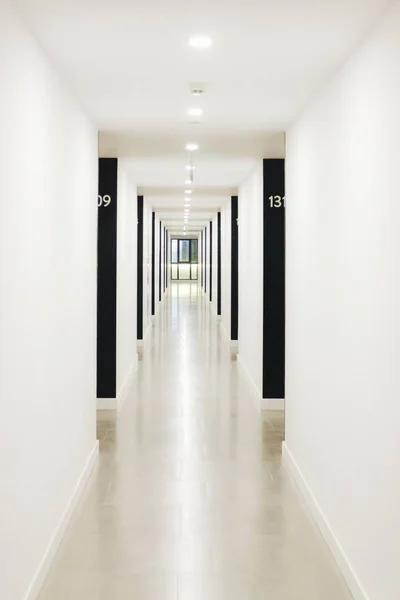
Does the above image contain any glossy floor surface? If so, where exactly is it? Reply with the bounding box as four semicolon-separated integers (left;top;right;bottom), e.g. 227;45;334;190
38;283;352;599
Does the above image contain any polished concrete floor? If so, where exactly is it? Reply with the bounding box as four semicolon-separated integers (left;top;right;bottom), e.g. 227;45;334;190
38;283;352;600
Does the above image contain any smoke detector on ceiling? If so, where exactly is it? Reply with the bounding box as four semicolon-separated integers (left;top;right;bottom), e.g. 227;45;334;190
190;83;207;96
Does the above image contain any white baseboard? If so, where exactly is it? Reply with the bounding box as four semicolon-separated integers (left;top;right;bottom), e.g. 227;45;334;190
230;340;239;353
117;359;138;412
220;321;238;353
237;356;284;412
237;354;262;412
97;359;138;411
261;398;285;410
25;441;99;600
220;322;228;339
282;443;368;600
97;397;117;410
137;322;152;352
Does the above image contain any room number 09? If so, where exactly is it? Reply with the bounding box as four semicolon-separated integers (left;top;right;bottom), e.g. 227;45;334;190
269;195;285;208
98;195;111;207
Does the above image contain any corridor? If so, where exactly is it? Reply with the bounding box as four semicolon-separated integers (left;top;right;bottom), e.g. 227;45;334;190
38;284;352;600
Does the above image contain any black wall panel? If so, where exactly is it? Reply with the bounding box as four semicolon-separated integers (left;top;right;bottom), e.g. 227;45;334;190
97;158;118;398
137;196;144;340
231;196;239;341
262;159;285;399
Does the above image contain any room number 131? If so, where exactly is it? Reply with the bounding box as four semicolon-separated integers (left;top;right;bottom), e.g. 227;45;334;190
269;195;285;208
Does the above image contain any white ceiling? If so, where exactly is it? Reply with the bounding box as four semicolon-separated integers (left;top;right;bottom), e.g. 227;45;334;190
146;200;228;231
120;156;244;229
123;156;259;191
15;0;392;231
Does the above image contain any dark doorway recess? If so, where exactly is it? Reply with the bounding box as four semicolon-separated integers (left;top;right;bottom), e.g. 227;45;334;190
231;196;238;342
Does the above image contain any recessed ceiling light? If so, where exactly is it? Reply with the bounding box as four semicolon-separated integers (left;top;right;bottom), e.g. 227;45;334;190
188;108;203;117
185;143;199;152
185;165;195;171
184;190;192;194
185;179;192;185
189;35;212;50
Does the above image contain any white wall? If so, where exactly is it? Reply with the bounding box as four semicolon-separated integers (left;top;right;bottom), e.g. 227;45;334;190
0;2;98;599
285;3;400;599
200;229;205;291
195;233;201;284
142;200;153;338
205;226;208;294
154;216;165;312
166;229;170;290
221;199;232;340
211;213;219;314
238;163;264;396
116;162;138;396
203;224;209;295
155;216;159;310
210;218;214;306
207;223;211;298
